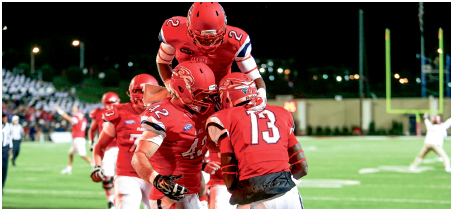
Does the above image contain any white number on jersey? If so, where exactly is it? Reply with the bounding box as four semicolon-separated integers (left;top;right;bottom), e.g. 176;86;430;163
181;135;207;160
246;110;281;145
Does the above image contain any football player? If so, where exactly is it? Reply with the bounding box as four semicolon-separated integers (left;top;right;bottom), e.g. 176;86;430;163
410;114;452;172
200;148;236;209
88;92;120;209
156;2;267;111
131;61;219;209
90;74;166;209
55;105;92;175
206;72;308;209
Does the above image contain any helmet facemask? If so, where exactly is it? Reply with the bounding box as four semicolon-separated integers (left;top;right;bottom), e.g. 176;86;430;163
127;89;145;110
187;2;227;54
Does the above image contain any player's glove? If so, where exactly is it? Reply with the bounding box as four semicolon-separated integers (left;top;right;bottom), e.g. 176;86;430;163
423;113;429;119
245;88;267;111
89;140;95;152
151;172;188;201
90;166;105;182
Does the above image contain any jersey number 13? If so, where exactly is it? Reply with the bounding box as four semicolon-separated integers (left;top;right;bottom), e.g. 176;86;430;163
246;110;281;145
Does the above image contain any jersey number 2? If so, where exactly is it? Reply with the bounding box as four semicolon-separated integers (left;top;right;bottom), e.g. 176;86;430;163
246;110;280;145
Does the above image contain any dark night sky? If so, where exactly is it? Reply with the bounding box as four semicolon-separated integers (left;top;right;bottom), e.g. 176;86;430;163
1;2;451;87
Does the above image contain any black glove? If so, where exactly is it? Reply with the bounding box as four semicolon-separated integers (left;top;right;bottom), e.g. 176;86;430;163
90;166;105;182
153;174;188;201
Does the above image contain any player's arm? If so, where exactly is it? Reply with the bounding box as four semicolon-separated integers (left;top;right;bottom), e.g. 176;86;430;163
156;28;176;90
91;122;116;183
442;118;452;129
131;130;161;182
219;133;239;192
287;136;308;180
88;118;98;151
423;113;432;129
205;134;220;152
199;171;206;198
235;36;267;110
131;113;187;200
55;105;76;124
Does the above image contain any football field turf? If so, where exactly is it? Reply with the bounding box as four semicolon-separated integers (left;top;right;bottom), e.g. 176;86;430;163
2;137;451;209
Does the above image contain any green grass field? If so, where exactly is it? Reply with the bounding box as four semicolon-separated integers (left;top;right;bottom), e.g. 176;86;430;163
2;137;451;209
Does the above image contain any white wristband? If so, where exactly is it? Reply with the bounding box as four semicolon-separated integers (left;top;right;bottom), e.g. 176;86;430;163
257;88;266;98
57;109;65;115
149;170;159;183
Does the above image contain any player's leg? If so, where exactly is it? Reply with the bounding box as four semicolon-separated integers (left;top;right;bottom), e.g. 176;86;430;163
432;145;451;172
61;144;75;174
410;143;430;170
114;176;142;209
102;147;118;209
12;139;20;166
209;184;235;209
137;177;153;209
2;146;9;191
258;186;304;209
73;137;93;165
150;196;178;209
179;193;202;209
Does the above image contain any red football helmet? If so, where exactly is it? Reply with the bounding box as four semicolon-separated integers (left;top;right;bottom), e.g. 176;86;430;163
187;2;227;53
170;61;217;114
218;72;257;110
128;74;159;109
102;92;120;110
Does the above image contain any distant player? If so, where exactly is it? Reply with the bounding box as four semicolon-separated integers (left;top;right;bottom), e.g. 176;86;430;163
201;148;236;209
410;113;451;173
88;92;120;209
131;61;218;209
56;105;92;175
90;74;164;209
156;2;267;111
206;72;308;209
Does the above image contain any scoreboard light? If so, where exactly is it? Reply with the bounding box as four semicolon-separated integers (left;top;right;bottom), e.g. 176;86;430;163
283;101;297;113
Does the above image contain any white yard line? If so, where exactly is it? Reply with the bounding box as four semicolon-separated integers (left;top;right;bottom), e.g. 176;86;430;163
8;164;89;172
302;196;451;204
3;189;104;195
296;136;451;141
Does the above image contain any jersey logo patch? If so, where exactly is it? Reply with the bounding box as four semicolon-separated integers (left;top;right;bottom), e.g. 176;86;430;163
180;48;194;55
241;87;248;94
183;123;193;131
125;120;135;124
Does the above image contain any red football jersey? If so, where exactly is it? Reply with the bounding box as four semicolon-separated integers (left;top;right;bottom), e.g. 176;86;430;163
102;103;144;178
71;111;87;139
159;16;252;84
90;108;117;149
141;98;212;198
208;105;298;181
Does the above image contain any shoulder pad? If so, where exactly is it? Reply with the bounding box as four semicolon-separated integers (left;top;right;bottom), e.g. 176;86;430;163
159;16;187;44
89;108;99;118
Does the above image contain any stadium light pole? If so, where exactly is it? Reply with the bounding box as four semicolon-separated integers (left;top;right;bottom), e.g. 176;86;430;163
359;9;364;135
72;40;85;70
31;46;40;78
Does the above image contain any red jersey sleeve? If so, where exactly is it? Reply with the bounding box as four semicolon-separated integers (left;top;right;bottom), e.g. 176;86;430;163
210;111;234;154
158;16;187;46
89;108;99;119
280;107;298;148
140;104;170;139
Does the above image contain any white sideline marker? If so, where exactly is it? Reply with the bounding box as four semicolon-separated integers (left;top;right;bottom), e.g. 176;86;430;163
303;196;450;204
4;189;104;195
